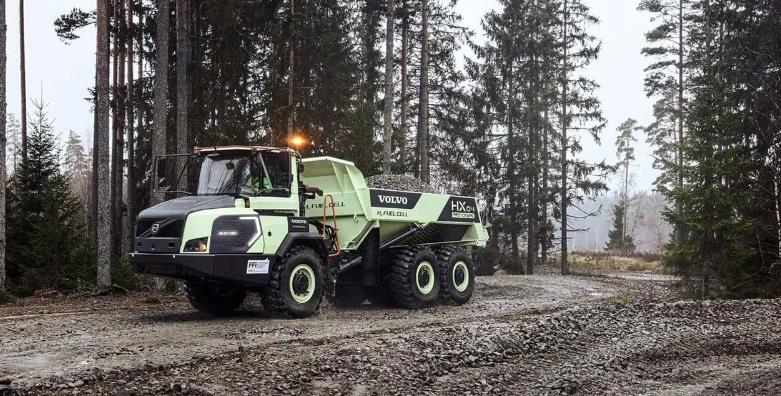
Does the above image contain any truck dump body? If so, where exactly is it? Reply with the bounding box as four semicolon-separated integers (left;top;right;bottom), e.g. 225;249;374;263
301;157;489;251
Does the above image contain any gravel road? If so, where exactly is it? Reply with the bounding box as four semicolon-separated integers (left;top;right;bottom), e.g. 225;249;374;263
1;273;779;395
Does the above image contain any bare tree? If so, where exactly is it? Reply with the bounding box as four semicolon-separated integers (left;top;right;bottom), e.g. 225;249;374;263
416;0;429;183
176;0;190;190
381;0;394;174
150;0;169;206
96;0;112;288
0;0;7;292
18;0;25;160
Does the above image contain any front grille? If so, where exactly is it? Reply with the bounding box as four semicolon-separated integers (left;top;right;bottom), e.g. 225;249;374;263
136;218;184;238
210;216;261;254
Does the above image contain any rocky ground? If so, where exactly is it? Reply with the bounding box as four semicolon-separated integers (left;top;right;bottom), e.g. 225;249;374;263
1;272;780;395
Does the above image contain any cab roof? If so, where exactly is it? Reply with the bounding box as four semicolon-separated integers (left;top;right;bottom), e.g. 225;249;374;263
193;146;298;156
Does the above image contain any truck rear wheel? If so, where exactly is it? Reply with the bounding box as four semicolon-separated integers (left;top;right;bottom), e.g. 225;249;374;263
262;246;324;318
436;246;475;305
185;281;246;316
390;247;440;309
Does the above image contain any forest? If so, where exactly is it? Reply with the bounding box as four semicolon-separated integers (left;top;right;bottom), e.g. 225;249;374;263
0;0;779;300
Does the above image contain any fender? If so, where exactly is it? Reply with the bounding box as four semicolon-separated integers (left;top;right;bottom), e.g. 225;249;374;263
275;232;329;258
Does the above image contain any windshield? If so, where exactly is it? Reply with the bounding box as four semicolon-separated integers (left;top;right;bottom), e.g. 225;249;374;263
196;151;290;196
197;153;256;196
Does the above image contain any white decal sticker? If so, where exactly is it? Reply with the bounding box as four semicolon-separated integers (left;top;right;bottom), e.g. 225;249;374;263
246;259;270;274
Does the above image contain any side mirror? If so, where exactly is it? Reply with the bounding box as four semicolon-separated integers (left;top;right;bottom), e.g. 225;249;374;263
153;154;194;194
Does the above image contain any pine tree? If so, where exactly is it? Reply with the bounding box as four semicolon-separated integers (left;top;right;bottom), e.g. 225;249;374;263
639;0;698;245
657;0;781;297
63;130;92;213
95;0;112;289
396;0;410;174
557;0;608;274
125;0;136;252
616;118;639;247
0;0;6;294
645;88;679;192
18;0;26;161
416;0;430;182
175;0;191;192
381;0;394;174
150;0;169;206
6;101;93;295
111;0;128;257
605;202;635;254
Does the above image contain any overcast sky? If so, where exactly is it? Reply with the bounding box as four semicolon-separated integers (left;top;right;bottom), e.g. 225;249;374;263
5;0;658;191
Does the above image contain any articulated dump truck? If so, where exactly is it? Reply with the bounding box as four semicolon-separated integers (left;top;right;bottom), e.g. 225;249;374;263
130;146;489;317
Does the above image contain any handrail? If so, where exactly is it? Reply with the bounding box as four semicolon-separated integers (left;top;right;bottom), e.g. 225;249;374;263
322;194;340;256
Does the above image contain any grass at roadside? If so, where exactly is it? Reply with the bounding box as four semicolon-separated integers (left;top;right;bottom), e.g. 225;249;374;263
568;251;665;274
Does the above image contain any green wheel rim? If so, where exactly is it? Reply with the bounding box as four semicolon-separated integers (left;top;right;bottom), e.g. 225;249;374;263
453;261;470;292
289;264;316;304
416;261;435;295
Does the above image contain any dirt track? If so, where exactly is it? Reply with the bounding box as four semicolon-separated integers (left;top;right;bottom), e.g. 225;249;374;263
1;272;780;395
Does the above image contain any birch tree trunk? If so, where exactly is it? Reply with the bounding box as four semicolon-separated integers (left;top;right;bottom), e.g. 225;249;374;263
96;0;113;288
416;0;430;183
150;0;170;206
381;0;394;174
176;0;190;190
0;0;7;292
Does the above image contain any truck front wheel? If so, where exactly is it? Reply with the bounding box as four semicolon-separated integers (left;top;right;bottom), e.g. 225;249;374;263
262;246;325;318
390;247;440;309
436;246;475;305
185;281;246;316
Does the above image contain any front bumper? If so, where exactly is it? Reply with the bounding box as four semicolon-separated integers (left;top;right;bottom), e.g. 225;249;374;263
130;252;274;287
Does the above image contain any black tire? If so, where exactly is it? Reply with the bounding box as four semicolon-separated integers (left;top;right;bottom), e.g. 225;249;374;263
390;247;440;309
262;246;325;318
332;284;367;308
436;246;475;305
185;281;246;316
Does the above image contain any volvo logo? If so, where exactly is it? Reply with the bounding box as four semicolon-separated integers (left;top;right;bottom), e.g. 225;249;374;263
378;194;408;205
151;223;160;234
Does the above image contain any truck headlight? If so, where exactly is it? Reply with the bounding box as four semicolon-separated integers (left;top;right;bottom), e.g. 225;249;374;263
184;237;209;252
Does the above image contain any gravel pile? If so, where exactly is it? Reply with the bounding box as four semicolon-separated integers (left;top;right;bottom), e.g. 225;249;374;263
365;174;436;193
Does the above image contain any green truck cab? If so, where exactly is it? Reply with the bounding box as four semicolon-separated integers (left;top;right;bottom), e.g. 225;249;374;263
130;146;488;317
